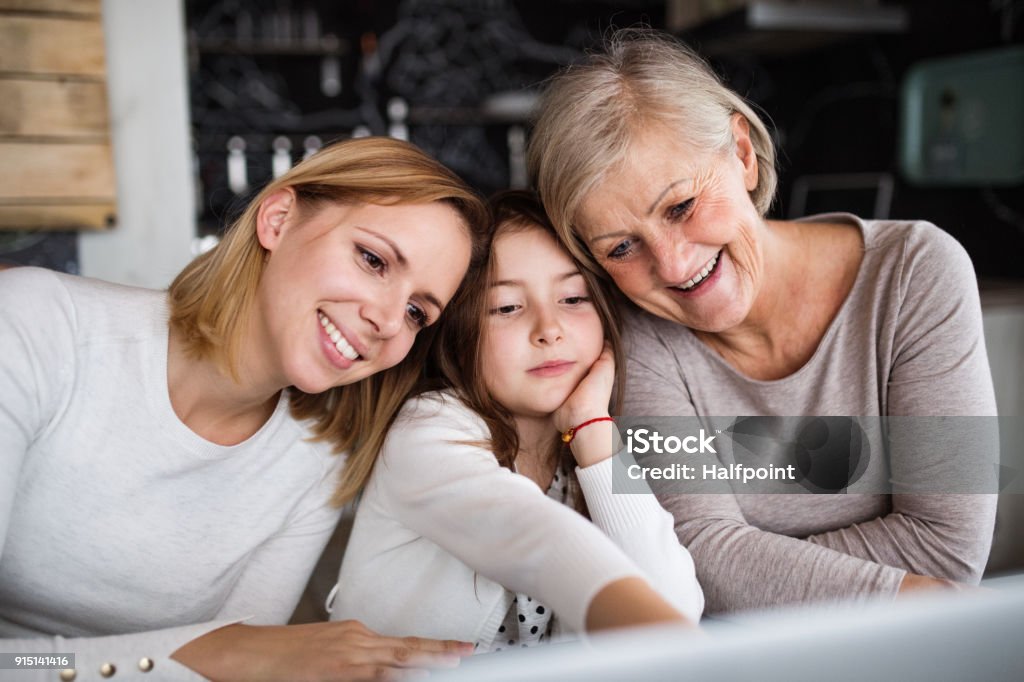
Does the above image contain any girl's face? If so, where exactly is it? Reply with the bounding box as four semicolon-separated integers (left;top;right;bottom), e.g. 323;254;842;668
481;225;605;421
255;193;472;394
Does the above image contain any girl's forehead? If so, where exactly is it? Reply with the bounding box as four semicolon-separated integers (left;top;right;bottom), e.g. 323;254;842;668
492;228;576;273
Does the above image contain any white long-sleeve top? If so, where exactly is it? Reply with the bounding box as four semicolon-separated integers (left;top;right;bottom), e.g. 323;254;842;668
0;268;345;681
330;391;703;650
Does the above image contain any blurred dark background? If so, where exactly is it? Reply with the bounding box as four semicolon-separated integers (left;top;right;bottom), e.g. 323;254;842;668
181;0;1024;280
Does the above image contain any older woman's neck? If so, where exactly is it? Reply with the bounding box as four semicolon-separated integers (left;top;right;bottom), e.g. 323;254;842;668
695;219;862;381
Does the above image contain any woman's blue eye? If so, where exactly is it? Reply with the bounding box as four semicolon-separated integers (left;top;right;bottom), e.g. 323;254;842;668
668;199;694;221
360;248;386;273
608;239;634;260
407;303;428;328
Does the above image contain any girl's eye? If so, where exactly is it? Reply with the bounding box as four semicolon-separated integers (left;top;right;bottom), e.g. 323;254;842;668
360;248;386;273
407;302;429;329
562;295;591;306
668;199;694;221
608;239;635;261
490;304;520;315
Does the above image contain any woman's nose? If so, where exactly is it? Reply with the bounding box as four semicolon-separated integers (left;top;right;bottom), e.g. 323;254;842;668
363;293;405;339
649;231;693;285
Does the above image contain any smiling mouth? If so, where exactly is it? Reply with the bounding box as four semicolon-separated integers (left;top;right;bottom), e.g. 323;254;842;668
672;250;722;292
317;310;363;361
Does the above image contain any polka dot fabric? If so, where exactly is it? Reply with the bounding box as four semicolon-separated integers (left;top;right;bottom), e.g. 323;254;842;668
487;463;569;652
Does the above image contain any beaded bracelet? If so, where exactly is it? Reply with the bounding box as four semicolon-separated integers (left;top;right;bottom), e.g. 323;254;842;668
561;416;614;444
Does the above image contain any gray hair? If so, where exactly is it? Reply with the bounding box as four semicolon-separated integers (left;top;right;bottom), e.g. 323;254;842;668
528;28;777;272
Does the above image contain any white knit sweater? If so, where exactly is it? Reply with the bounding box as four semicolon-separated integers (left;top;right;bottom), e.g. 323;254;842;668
0;268;344;681
330;391;703;650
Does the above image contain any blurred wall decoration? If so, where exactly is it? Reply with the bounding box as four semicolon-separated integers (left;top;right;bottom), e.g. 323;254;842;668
2;1;1021;283
186;0;664;238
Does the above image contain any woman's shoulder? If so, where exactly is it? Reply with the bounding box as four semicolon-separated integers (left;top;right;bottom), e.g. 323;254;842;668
853;216;967;264
0;266;71;307
1;267;165;323
802;213;974;295
618;299;699;359
857;217;976;290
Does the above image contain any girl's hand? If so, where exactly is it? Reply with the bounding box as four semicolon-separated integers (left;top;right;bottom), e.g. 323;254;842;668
552;344;615;435
172;620;473;681
553;344;621;468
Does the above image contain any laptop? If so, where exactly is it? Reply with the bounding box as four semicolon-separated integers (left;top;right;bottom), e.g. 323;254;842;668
437;573;1024;682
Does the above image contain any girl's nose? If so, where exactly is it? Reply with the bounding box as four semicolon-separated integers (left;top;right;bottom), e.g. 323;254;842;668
532;307;564;346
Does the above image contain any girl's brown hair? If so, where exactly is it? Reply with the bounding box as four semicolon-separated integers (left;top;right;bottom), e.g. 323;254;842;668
430;190;625;512
167;136;490;505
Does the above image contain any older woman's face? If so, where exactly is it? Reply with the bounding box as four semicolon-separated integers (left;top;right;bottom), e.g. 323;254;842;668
575;116;763;333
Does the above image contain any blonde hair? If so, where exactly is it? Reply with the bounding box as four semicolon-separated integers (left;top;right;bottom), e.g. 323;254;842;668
528;28;777;273
168;136;489;505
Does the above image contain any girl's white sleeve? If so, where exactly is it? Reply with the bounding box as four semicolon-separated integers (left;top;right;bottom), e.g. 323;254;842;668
576;456;705;622
373;396;650;633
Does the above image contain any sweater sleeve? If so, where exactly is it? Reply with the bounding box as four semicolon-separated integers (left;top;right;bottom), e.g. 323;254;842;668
373;396;647;633
0;268;73;562
622;309;906;614
805;224;998;584
0;622;240;682
575;456;704;622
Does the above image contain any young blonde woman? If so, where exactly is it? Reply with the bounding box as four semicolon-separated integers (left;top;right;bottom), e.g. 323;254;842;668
0;137;490;681
330;191;703;652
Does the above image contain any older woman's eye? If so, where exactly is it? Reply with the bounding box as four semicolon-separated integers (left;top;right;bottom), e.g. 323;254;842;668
668;199;694;221
608;239;635;261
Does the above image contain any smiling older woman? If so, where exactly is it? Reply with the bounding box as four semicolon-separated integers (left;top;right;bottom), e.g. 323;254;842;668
528;29;998;614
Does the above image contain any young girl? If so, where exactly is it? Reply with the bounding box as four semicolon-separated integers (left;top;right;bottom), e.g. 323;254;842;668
330;190;703;651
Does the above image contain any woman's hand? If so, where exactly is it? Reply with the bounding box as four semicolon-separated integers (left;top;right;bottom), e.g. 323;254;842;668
553;344;621;468
171;620;473;681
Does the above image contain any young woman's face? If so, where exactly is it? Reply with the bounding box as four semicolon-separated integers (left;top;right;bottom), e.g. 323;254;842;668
480;226;605;421
256;196;472;393
575;116;764;333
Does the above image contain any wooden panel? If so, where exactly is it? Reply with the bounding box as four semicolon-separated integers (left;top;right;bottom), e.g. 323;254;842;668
0;6;114;231
0;202;113;229
0;15;105;77
0;142;114;200
0;79;108;136
0;0;100;14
